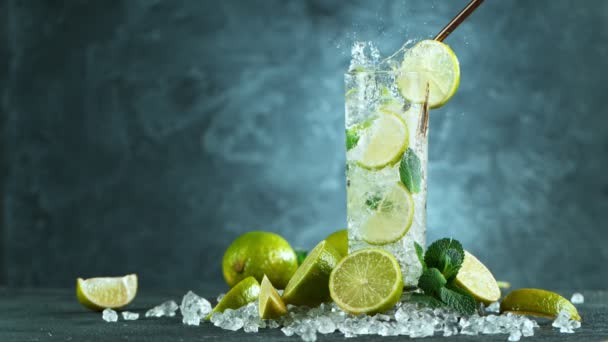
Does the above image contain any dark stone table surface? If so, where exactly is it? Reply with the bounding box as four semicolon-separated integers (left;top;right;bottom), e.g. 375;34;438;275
0;287;606;342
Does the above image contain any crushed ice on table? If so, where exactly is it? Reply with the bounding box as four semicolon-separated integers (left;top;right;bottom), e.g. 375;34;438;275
180;291;212;326
570;292;584;304
552;309;581;333
131;292;581;340
206;294;549;342
102;308;118;322
210;302;265;332
121;311;139;321
145;300;179;318
485;301;501;313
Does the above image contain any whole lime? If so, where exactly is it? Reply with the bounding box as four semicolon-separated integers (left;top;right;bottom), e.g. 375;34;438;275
222;231;298;289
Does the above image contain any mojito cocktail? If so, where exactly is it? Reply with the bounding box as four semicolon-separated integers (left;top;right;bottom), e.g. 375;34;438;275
346;40;459;286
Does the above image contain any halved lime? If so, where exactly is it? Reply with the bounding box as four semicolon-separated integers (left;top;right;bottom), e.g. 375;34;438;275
397;40;460;109
329;248;403;315
76;274;138;311
282;240;341;307
360;182;414;245
454;251;501;304
259;275;287;319
325;229;348;258
501;288;581;321
357;112;409;170
209;276;260;318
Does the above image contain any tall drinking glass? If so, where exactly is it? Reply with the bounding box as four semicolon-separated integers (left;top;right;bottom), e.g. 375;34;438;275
345;70;429;286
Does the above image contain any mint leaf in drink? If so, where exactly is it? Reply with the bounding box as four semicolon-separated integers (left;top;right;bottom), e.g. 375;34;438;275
365;194;383;210
399;148;422;193
346;129;360;151
418;268;446;297
440;286;476;316
414;242;426;272
424;238;464;280
345;116;376;151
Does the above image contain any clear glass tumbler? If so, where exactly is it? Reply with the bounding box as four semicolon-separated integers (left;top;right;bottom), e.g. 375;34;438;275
345;70;429;286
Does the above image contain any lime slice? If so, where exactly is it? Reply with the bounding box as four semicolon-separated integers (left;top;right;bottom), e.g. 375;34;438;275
329;248;403;315
325;229;348;258
397;40;460;109
282;240;341;307
209;276;260;318
454;251;501;304
357;112;409;169
501;288;581;321
259;275;287;319
360;182;414;245
76;274;138;311
378;99;406;116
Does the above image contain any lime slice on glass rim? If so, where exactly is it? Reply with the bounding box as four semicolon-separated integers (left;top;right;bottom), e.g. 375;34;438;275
76;274;138;310
329;248;403;315
360;182;414;245
356;112;409;170
397;39;460;109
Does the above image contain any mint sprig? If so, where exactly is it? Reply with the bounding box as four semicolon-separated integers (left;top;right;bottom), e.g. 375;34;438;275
415;238;476;316
424;238;464;281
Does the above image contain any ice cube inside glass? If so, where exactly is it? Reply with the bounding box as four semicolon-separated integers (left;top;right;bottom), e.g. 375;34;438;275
345;70;429;286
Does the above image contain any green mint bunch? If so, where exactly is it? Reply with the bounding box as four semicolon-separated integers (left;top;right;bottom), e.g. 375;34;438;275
414;238;476;315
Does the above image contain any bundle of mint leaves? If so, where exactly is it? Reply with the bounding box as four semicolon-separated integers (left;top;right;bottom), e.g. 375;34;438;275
414;238;477;315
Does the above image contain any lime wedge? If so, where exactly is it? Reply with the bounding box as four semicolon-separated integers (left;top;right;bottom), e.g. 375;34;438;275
76;274;137;311
360;182;414;245
282;240;341;307
329;248;403;315
259;275;287;319
454;251;501;304
209;276;260;318
501;288;581;321
325;229;348;258
397;40;460;109
357;112;409;170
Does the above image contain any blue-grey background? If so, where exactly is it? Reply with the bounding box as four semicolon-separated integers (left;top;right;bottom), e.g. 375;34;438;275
1;0;607;291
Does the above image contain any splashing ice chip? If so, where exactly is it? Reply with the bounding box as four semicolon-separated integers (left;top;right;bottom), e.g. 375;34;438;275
102;308;118;322
145;300;179;318
180;291;212;326
121;311;139;321
570;292;584;304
